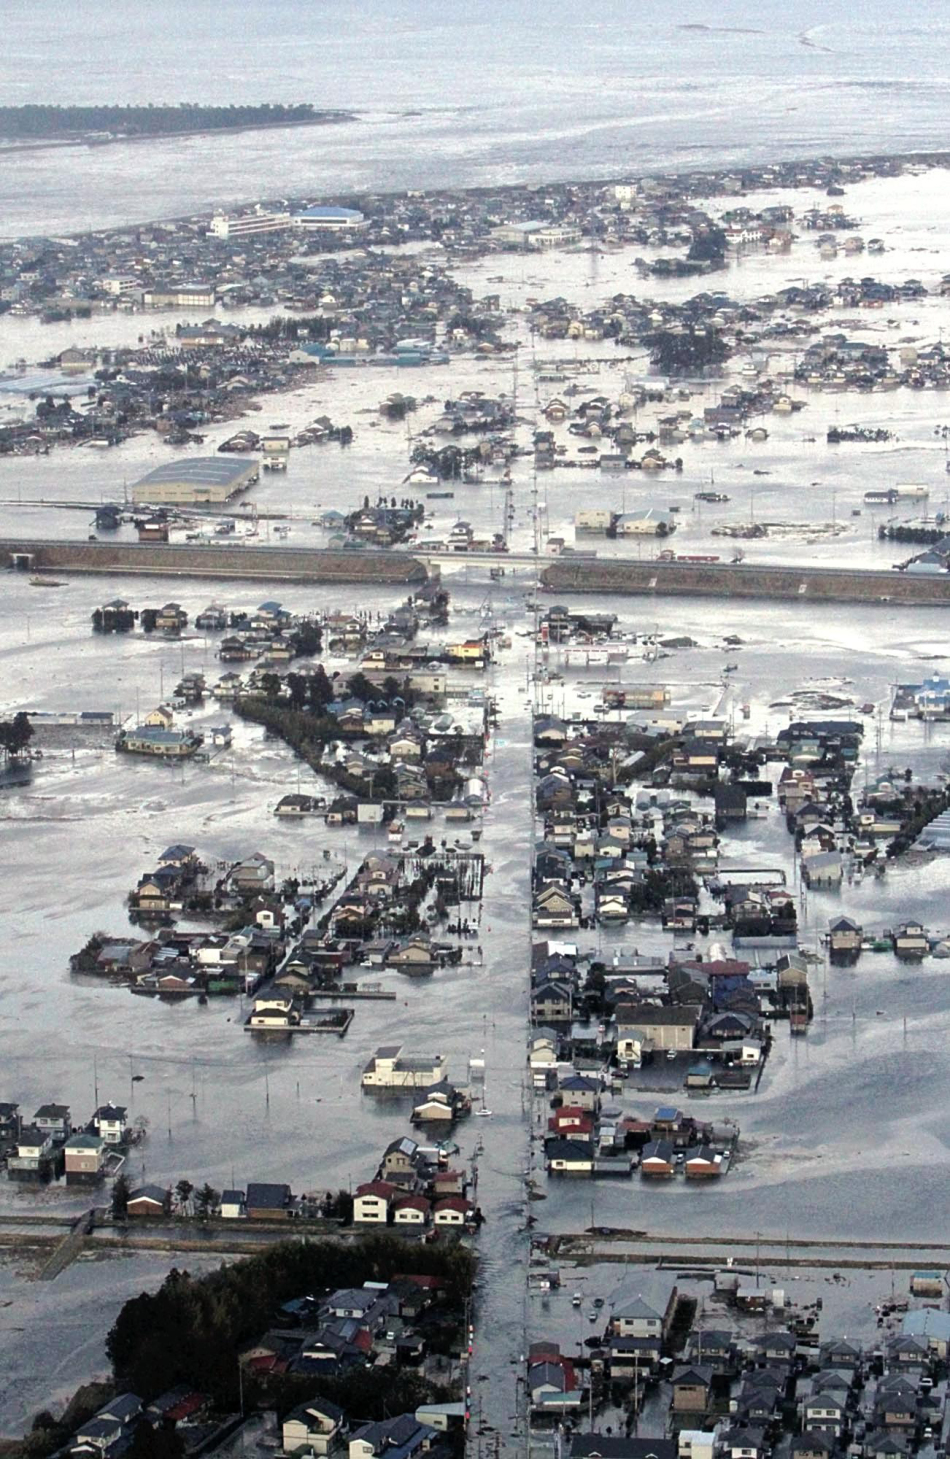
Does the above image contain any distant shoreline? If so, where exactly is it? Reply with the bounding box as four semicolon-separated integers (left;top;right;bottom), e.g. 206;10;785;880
2;141;948;248
0;110;356;156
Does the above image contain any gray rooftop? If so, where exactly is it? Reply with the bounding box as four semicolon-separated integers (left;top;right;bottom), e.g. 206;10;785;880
133;456;256;489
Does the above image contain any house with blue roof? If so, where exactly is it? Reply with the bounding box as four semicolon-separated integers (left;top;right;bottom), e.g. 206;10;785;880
902;1307;950;1357
349;1413;436;1459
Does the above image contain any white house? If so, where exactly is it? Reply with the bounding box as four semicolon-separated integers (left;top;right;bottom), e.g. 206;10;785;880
353;1182;396;1223
393;1195;430;1225
679;1430;719;1459
610;1295;665;1338
616;508;676;536
93;1103;128;1144
282;1398;346;1457
361;1046;447;1089
220;1189;246;1219
433;1197;469;1226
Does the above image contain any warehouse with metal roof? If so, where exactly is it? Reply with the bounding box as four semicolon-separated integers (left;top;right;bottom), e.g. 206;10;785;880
292;205;365;229
915;809;950;852
131;456;258;506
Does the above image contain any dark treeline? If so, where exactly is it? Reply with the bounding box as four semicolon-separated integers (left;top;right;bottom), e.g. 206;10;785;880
647;325;730;376
106;1235;475;1405
0;104;350;140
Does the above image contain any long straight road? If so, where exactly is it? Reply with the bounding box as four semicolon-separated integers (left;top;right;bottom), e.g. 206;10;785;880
461;601;536;1458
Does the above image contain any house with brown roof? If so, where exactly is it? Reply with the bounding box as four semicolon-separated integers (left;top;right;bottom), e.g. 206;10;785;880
127;1184;169;1216
354;1180;397;1223
433;1196;470;1226
393;1194;431;1225
615;1002;701;1051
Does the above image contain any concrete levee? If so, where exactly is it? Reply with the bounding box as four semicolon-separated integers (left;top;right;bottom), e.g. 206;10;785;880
0;538;428;585
541;558;950;605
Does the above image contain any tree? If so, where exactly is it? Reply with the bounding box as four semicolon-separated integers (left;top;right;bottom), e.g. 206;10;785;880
0;712;33;759
292;621;322;658
367;764;396;798
308;664;334;713
195;1183;220;1220
286;672;308;709
174;1178;194;1214
128;1421;184;1459
347;672;376;703
11;712;33;755
647;326;729;377
322;1188;353;1222
687;224;727;264
112;1174;131;1219
258;671;282;702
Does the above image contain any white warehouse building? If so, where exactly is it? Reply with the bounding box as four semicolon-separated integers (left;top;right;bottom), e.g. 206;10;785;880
292;205;366;230
131;456;258;506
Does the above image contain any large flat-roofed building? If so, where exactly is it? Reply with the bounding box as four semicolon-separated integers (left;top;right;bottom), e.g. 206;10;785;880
142;283;216;308
131;456;258;506
209;209;291;240
117;725;202;758
101;275;141;297
292;205;366;230
490;220;582;249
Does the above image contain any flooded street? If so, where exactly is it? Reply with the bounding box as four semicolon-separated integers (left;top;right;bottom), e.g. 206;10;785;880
0;566;537;1442
3;562;950;1440
3;160;950;1449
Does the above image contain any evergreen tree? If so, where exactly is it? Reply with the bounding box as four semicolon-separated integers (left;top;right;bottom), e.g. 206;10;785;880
112;1174;131;1219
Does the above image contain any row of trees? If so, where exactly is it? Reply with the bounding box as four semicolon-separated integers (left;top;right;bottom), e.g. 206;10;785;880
250;314;334;343
0;103;336;139
267;666;415;714
887;783;950;859
233;696;398;798
628;866;699;915
410;442;486;479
